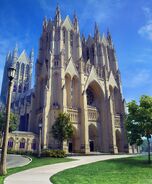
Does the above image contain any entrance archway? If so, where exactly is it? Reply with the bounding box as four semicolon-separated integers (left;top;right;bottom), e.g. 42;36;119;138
89;124;98;152
86;80;105;152
68;126;79;153
116;129;122;152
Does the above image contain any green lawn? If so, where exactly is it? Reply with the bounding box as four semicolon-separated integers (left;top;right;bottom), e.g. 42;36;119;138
0;156;73;184
51;156;152;184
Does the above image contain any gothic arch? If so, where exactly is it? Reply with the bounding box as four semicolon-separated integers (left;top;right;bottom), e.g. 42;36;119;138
65;73;72;107
86;80;104;109
8;137;14;149
68;126;79;152
115;129;122;152
114;87;121;114
53;72;60;107
71;75;79;108
89;124;98;152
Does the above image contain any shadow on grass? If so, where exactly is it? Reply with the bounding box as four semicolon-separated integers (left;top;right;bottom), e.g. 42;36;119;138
105;155;152;169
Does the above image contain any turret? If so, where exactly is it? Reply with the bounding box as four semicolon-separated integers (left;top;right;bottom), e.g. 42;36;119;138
30;49;34;63
107;29;113;46
54;4;61;27
6;51;11;62
43;16;48;32
94;22;100;42
12;44;18;63
73;12;79;33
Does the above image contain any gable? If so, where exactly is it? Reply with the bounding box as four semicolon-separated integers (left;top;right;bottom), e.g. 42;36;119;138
84;66;105;95
108;71;118;89
62;16;73;31
18;50;30;64
65;57;79;78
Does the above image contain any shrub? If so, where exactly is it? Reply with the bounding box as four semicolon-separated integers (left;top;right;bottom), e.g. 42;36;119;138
41;149;66;158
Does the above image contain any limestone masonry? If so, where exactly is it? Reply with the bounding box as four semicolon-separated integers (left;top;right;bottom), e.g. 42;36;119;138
1;5;136;153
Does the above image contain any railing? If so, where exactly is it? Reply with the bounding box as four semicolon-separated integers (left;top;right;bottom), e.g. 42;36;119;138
67;108;79;123
87;106;99;121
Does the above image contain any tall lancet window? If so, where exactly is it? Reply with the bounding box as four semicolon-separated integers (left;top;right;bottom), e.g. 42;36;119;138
63;28;66;44
25;65;29;81
21;63;25;80
53;72;59;108
16;62;20;79
70;31;73;47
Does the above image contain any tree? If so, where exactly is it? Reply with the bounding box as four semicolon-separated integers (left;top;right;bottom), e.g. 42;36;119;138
52;113;73;149
125;95;152;164
0;110;19;136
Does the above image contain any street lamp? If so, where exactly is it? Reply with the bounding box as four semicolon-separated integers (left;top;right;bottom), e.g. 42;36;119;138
0;65;16;175
38;123;42;158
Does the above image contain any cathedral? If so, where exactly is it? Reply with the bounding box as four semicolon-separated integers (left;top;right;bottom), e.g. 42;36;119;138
29;5;129;154
1;5;135;154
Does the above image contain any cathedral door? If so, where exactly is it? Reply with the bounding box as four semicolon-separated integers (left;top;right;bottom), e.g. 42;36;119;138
89;140;94;152
68;142;73;153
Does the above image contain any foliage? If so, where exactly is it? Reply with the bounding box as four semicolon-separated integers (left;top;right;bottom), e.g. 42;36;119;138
125;95;152;163
41;149;66;158
0;110;19;135
7;149;37;156
52;113;73;148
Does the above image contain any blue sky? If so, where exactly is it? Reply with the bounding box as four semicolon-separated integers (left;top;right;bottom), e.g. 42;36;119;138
0;0;152;102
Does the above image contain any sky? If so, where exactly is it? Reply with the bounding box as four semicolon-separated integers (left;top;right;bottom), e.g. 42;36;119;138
0;0;152;102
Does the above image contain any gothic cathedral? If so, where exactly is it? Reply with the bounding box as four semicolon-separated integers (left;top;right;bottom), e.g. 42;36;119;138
29;5;128;154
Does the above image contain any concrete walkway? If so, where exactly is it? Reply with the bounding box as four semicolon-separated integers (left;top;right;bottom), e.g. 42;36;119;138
5;154;134;184
6;154;31;169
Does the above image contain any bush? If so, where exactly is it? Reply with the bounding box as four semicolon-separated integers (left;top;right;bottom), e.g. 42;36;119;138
7;149;37;156
41;149;66;158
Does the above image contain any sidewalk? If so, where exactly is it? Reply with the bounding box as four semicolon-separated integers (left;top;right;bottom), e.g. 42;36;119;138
5;154;134;184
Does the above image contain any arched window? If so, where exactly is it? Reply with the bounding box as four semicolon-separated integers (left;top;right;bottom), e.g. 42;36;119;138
26;65;29;79
21;63;25;80
16;62;20;79
19;138;26;149
8;138;14;148
13;84;17;92
18;84;22;93
63;28;66;44
70;31;73;47
87;48;89;60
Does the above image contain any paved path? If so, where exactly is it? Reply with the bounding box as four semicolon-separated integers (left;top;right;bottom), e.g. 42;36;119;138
6;154;31;168
0;153;30;169
4;154;134;184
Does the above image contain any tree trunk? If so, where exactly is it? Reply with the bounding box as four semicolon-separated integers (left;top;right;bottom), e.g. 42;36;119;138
147;137;151;164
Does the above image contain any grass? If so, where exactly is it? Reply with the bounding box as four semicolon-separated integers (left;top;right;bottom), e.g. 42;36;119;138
51;156;152;184
0;156;73;184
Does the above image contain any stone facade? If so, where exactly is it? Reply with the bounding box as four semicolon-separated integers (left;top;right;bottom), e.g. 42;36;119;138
29;6;129;154
7;131;38;152
0;45;33;105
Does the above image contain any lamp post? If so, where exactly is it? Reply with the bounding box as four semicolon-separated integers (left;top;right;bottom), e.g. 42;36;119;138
38;123;42;158
0;65;16;175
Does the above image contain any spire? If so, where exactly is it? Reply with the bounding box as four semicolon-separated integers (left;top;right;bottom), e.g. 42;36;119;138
73;11;79;33
107;28;113;45
6;51;11;62
12;43;18;62
55;3;61;27
82;33;85;43
30;48;34;63
43;16;48;32
94;22;100;42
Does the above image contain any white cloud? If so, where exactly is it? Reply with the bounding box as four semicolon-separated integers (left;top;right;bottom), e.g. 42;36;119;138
138;7;152;40
123;69;152;88
138;23;152;40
